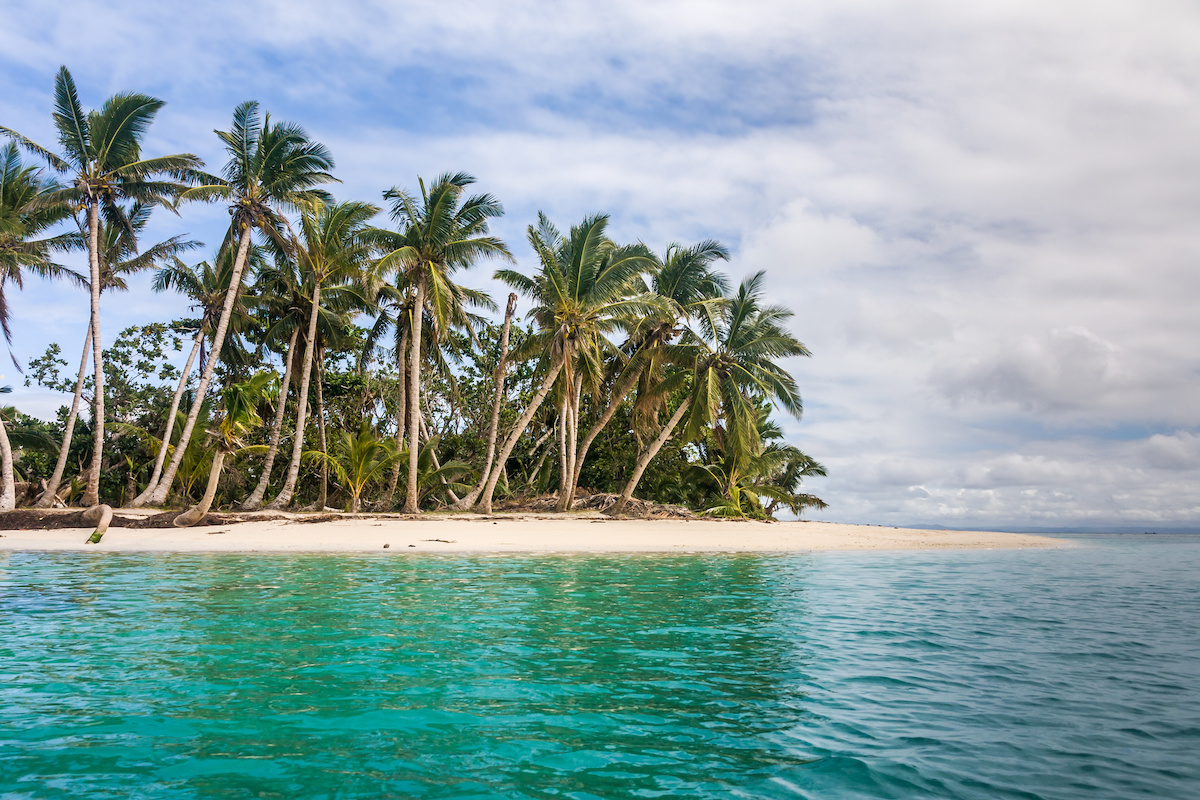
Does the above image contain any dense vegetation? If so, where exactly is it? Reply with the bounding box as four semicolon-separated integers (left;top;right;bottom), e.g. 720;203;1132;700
0;67;825;520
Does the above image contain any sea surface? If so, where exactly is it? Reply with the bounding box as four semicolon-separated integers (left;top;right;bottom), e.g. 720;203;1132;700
1;536;1198;799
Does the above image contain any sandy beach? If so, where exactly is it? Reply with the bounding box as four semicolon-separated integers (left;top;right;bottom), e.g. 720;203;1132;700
0;512;1066;553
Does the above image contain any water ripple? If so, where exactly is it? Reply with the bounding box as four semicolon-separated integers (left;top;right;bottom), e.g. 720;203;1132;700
1;538;1198;798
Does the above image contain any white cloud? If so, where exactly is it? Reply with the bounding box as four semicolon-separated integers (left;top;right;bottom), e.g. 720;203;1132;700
3;0;1199;527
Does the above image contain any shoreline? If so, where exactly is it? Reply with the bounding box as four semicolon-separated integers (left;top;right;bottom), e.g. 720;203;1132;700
0;512;1069;553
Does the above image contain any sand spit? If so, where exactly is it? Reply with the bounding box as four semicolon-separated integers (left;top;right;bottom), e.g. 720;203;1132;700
0;510;1066;553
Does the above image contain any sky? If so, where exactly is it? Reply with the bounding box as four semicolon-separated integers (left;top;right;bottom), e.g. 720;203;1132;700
2;0;1199;530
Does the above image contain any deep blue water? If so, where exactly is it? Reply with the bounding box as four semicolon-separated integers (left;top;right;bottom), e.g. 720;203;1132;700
1;536;1198;798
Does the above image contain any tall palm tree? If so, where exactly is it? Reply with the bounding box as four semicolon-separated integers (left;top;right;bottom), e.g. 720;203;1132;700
365;248;496;508
140;101;336;507
374;172;510;513
266;199;378;510
127;248;254;507
566;239;728;507
0;142;80;348
38;205;199;508
492;213;656;511
476;213;655;513
1;66;203;506
609;272;810;514
0;144;79;510
238;257;307;510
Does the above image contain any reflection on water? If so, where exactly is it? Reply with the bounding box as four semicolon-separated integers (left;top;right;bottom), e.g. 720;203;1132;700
1;540;1198;799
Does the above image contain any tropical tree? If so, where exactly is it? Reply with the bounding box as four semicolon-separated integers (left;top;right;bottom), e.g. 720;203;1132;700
475;213;655;513
374;172;509;513
490;213;656;512
326;421;399;512
139;100;336;506
39;205;199;507
265;199;378;509
0;142;80;348
566;239;728;506
609;272;810;514
125;248;256;507
1;66;203;506
173;371;272;526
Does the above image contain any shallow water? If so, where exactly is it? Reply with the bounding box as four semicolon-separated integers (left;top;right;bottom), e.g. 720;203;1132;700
1;536;1197;798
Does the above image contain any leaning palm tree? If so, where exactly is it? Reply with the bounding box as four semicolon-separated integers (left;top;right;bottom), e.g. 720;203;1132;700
127;248;255;507
566;239;728;506
374;172;510;513
609;272;810;514
1;66;203;506
173;371;273;527
139;101;336;507
266;199;378;510
491;213;656;512
38;205;200;508
476;213;656;514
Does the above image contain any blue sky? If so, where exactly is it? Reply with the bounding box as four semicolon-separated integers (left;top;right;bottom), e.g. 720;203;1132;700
3;0;1199;529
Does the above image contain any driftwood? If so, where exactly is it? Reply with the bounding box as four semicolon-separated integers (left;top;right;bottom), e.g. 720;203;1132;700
0;509;253;530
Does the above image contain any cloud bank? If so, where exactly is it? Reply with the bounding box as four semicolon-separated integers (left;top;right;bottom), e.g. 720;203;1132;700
3;0;1198;528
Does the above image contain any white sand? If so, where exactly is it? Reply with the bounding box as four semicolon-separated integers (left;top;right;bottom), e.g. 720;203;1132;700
0;512;1067;553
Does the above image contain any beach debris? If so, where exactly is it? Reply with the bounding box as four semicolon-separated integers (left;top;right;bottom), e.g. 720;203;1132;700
383;543;390;548
82;504;113;544
421;538;455;543
408;544;416;548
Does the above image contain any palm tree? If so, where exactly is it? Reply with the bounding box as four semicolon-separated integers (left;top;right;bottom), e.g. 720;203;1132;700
452;291;518;509
476;213;655;513
127;248;254;507
265;200;378;510
491;213;656;512
375;172;510;513
0;142;80;348
566;239;728;506
0;143;80;510
609;272;810;514
238;258;305;510
1;66;203;507
140;101;336;507
365;250;497;508
38;205;200;508
173;371;273;526
327;421;400;512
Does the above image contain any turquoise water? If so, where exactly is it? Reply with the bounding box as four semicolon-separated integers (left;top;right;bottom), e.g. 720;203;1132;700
2;537;1198;799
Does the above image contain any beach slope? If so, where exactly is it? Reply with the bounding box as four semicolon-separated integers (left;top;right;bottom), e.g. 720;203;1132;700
0;514;1065;553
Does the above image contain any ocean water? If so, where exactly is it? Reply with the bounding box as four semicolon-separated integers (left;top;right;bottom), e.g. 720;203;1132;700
1;537;1198;799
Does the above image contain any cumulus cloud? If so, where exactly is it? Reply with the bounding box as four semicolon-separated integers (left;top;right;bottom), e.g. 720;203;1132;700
3;0;1199;527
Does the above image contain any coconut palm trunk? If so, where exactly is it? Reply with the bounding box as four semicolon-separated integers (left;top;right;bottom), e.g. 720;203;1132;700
556;373;584;510
0;412;15;511
36;324;92;508
131;325;205;506
567;364;644;507
82;203;105;507
609;397;692;515
382;331;407;506
314;351;328;510
478;358;565;514
267;283;320;510
241;326;298;510
403;274;425;513
143;226;253;506
173;449;225;527
455;293;516;509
